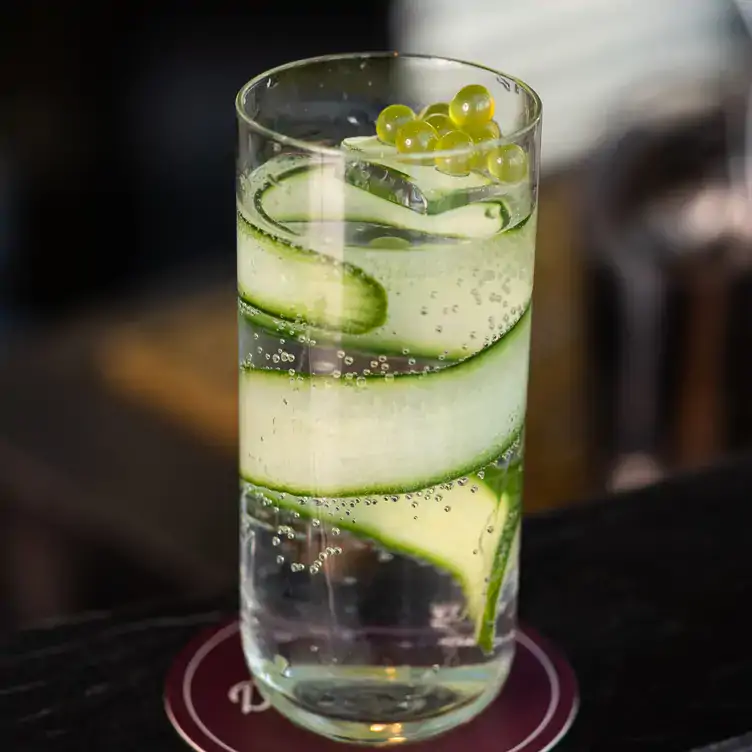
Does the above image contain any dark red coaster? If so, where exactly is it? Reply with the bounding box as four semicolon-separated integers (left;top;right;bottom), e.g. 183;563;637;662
165;620;578;751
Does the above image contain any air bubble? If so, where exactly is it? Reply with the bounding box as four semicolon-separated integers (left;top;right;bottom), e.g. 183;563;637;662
332;370;341;379
420;306;429;315
477;470;486;479
378;355;387;363
435;325;443;333
312;519;321;527
344;356;354;366
471;485;479;493
288;369;295;376
272;536;281;546
356;376;366;388
384;373;395;382
272;354;280;363
331;527;340;535
253;333;259;340
444;506;451;512
370;361;379;368
408;358;416;366
402;348;410;355
276;555;285;564
336;350;345;359
473;549;479;555
487;526;495;534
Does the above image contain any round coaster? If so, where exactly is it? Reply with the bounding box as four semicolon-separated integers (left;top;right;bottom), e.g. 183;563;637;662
165;620;578;751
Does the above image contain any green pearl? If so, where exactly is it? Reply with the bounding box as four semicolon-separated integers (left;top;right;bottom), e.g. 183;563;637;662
487;144;528;183
434;130;474;176
376;104;416;145
449;84;495;128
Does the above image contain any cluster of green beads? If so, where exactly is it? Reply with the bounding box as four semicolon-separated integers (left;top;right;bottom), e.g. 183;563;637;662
374;84;528;181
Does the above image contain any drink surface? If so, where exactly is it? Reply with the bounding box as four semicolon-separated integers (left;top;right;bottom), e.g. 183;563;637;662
237;110;536;742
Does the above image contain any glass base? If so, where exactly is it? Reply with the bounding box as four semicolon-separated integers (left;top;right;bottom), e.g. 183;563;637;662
254;671;507;746
164;620;579;752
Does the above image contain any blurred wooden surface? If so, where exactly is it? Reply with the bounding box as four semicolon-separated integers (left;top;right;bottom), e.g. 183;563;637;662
0;313;238;625
97;287;238;452
94;177;592;513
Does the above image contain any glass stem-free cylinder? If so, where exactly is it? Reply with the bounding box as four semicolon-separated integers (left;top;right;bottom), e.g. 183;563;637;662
237;53;541;746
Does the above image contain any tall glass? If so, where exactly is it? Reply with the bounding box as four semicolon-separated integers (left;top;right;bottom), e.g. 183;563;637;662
237;53;541;745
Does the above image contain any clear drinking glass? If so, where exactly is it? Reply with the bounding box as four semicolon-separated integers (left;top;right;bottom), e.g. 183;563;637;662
237;53;541;745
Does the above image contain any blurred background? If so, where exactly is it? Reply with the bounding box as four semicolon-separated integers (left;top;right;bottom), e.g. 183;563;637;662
1;0;751;629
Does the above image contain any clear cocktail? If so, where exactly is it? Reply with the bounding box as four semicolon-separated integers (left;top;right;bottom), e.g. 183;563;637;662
237;53;541;745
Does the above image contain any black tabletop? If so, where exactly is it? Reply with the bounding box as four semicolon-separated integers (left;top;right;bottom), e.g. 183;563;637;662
3;456;752;752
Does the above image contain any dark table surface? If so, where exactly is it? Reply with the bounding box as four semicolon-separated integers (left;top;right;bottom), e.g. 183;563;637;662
3;456;752;752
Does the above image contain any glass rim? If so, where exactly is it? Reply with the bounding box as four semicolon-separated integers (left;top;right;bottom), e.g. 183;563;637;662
235;52;542;159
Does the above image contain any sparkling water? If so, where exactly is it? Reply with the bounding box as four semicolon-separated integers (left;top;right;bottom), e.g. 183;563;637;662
239;307;524;744
237;128;535;741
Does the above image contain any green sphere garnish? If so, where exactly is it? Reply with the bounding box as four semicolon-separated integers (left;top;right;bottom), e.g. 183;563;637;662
396;120;439;155
487;144;528;183
463;120;502;170
376;104;416;145
423;113;454;138
419;102;450;119
434;130;474;176
463;119;501;144
449;84;494;128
